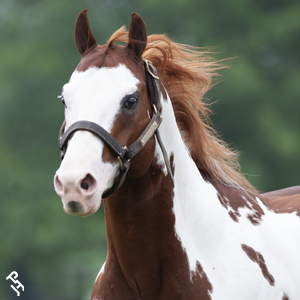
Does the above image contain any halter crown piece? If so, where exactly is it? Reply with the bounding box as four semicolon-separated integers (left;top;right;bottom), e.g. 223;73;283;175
58;60;173;198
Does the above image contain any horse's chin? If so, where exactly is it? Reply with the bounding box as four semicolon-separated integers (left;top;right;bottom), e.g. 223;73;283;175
62;198;101;217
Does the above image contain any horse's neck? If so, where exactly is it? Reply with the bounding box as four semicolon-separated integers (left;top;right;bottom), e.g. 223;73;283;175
98;94;226;298
155;93;227;265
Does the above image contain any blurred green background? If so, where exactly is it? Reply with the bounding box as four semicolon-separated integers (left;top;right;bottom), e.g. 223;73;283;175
0;0;299;299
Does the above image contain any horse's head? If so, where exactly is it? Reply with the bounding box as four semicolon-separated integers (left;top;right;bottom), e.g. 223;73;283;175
54;10;161;216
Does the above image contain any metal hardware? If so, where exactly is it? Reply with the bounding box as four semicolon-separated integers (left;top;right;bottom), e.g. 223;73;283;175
140;121;158;146
144;60;159;80
153;104;158;114
118;156;123;170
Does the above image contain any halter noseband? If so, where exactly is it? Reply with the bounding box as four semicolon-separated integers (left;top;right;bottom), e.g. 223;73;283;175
58;60;173;198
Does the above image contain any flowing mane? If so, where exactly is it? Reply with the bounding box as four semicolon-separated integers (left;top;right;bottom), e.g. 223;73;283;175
55;12;300;299
107;26;257;193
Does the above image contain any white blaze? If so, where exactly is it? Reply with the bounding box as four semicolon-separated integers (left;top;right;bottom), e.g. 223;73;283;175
54;64;140;215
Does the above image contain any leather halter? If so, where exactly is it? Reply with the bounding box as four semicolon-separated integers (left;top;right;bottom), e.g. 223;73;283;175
58;60;173;198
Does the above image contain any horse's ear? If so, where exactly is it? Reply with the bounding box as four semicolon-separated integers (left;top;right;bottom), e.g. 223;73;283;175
127;13;147;59
74;9;97;55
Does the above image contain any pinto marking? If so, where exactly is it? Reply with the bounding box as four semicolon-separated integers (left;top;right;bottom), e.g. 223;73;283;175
241;244;275;286
54;10;300;300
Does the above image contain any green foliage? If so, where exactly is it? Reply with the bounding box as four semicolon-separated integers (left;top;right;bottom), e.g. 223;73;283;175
0;0;299;299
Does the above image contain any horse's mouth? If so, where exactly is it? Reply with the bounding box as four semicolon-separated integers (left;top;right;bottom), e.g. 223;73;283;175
64;200;100;217
67;200;83;213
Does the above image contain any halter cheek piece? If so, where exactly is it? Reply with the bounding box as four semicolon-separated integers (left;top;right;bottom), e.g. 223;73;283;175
58;60;173;198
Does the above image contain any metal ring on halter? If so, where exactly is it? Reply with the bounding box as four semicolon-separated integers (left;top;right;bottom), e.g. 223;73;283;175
144;60;159;80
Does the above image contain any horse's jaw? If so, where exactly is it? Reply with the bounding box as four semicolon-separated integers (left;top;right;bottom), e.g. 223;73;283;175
54;130;119;216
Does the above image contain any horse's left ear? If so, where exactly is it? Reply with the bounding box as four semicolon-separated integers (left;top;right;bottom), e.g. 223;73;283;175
74;9;97;55
127;13;147;59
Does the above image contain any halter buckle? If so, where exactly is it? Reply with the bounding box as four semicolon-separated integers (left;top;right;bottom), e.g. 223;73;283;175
144;60;159;80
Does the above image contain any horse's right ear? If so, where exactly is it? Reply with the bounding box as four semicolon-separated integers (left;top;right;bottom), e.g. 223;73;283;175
74;9;97;55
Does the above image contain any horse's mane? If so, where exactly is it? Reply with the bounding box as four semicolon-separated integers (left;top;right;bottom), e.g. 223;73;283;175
107;27;257;194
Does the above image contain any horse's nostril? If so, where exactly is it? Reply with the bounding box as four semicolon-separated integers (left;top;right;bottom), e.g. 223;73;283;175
81;181;89;190
80;174;96;193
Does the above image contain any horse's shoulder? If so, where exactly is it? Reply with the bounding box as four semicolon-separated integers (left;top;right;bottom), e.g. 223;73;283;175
261;186;300;216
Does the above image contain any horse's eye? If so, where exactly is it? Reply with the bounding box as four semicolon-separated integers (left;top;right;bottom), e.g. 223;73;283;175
124;97;138;109
61;96;66;106
58;95;66;107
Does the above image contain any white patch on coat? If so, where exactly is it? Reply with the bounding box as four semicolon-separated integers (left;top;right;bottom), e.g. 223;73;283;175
63;65;139;131
155;89;300;299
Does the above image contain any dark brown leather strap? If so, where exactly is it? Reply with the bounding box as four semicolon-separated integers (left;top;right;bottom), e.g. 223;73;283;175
59;110;162;161
58;112;162;199
144;60;161;112
143;60;173;181
59;120;126;159
102;160;131;198
125;112;162;159
156;129;173;181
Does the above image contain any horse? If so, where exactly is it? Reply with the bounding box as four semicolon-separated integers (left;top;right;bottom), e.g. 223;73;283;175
54;9;300;300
